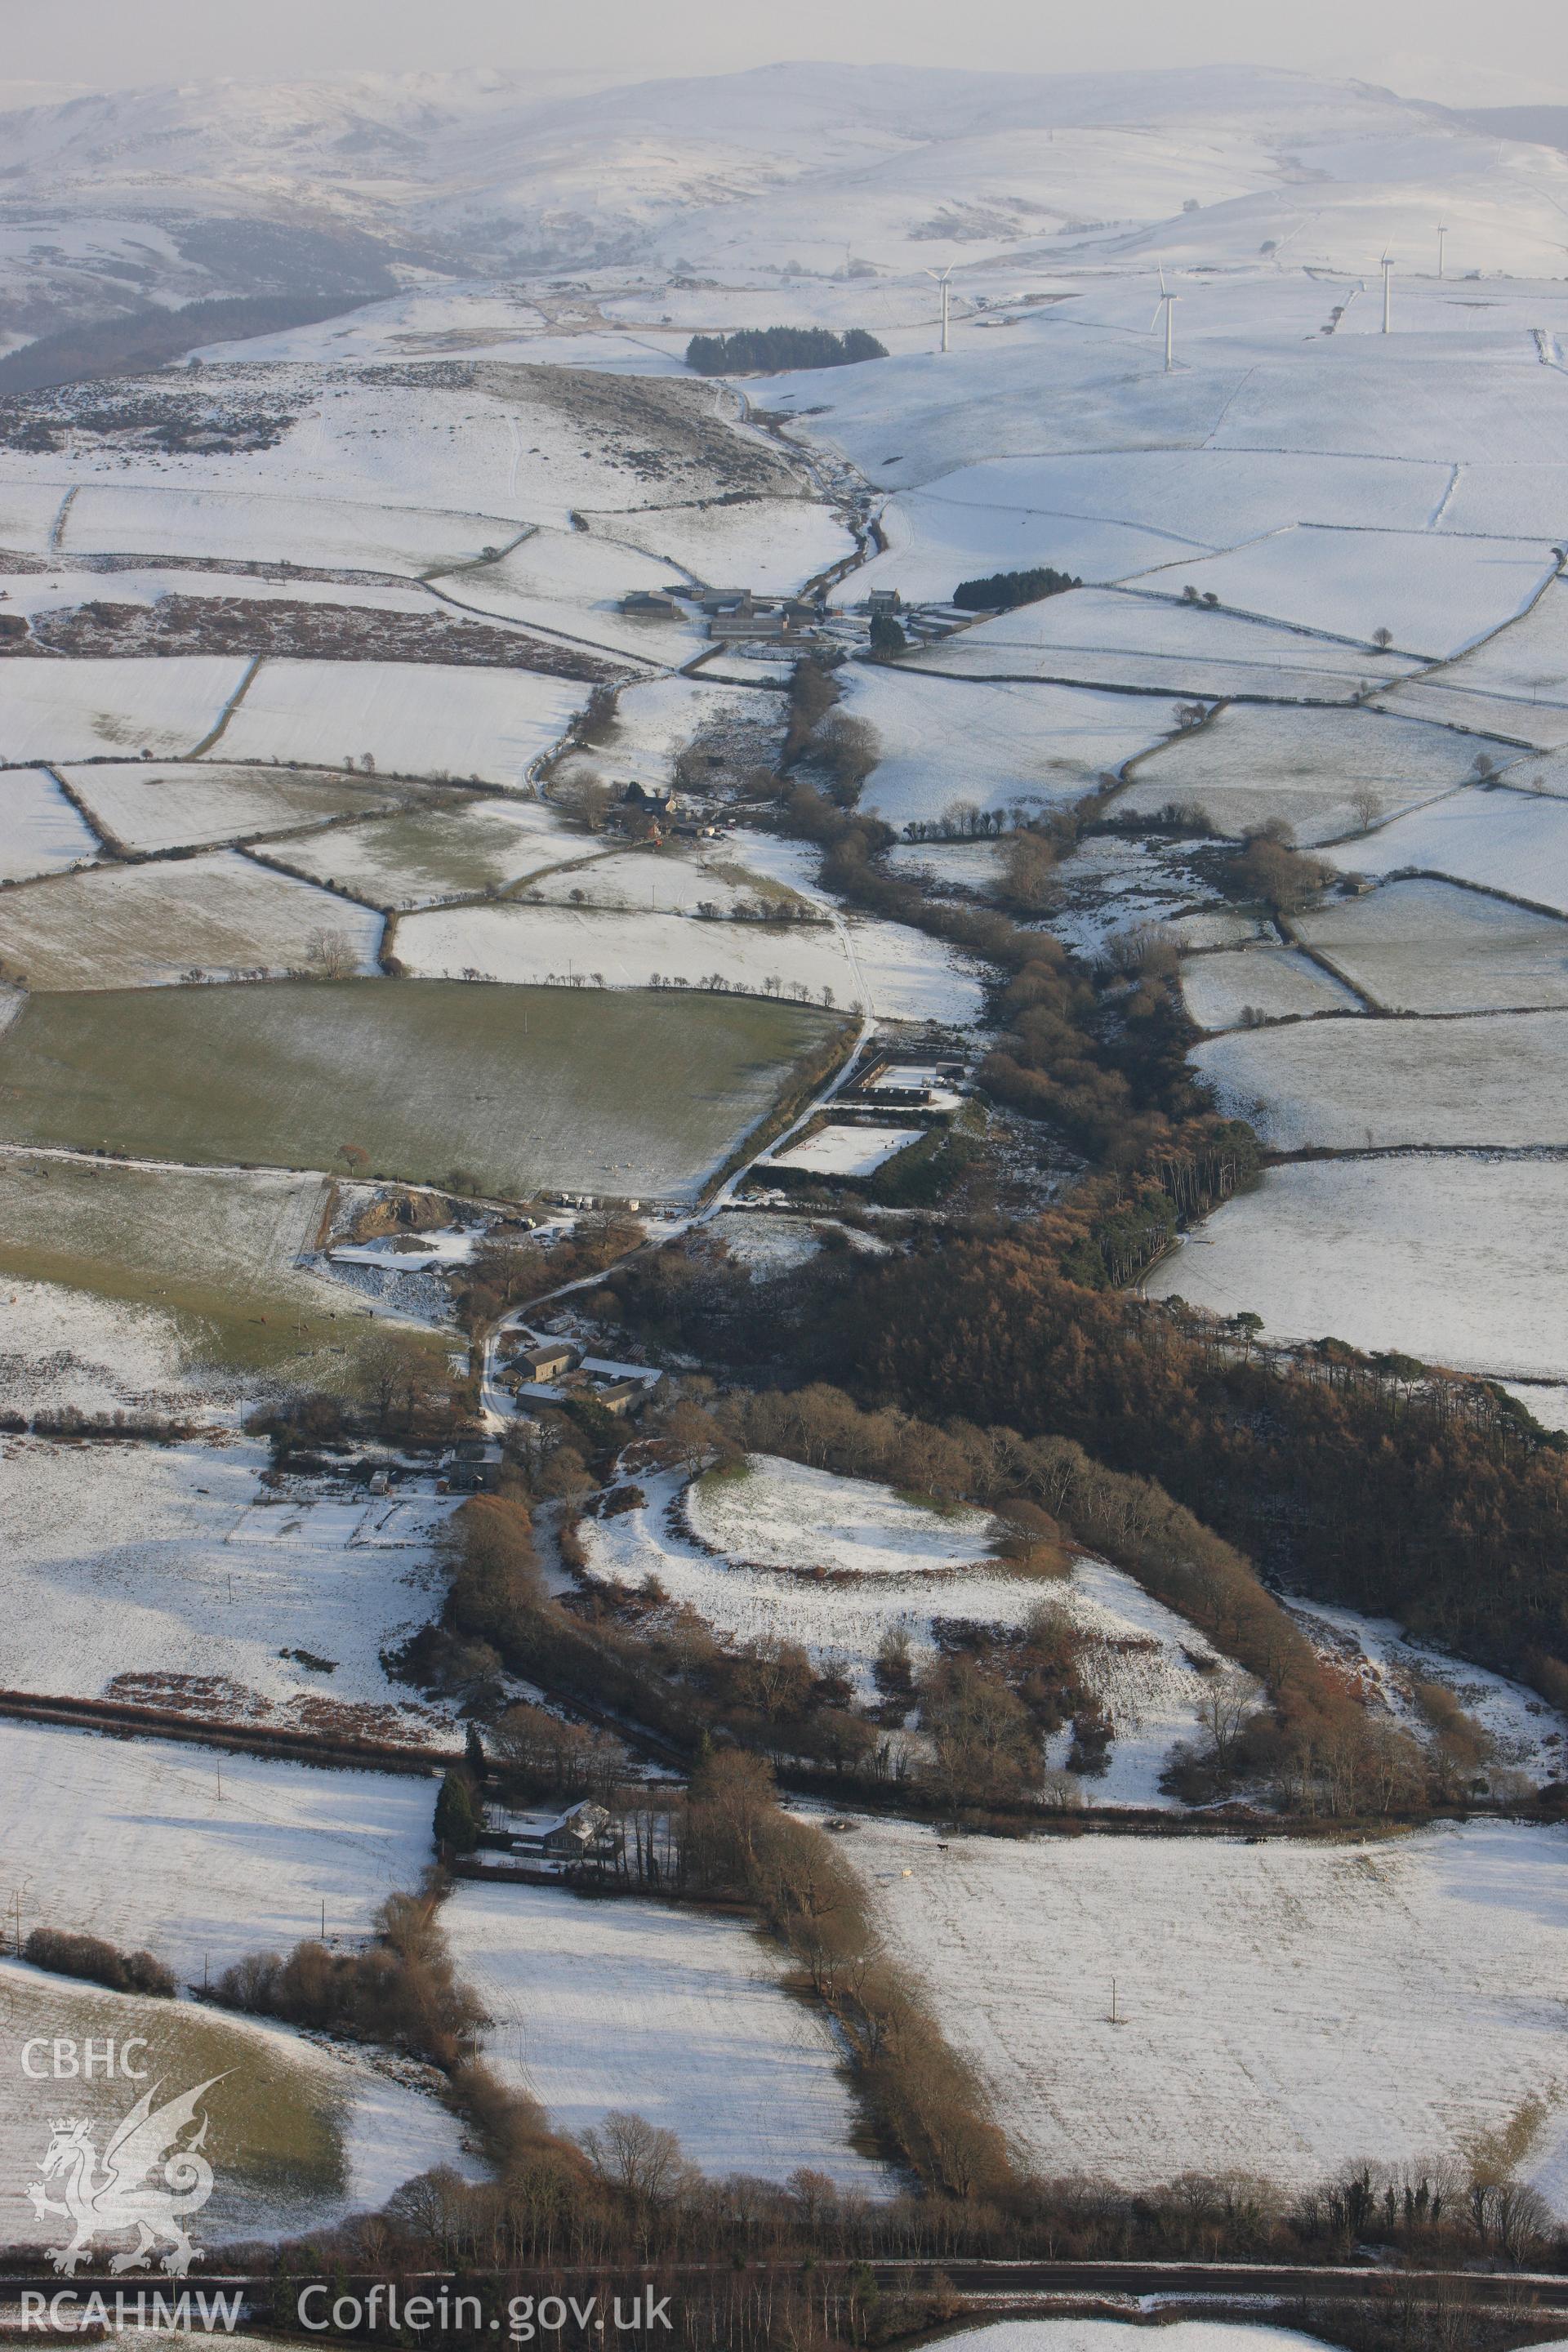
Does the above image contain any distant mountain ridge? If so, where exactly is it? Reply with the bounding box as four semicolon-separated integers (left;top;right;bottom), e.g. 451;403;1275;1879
0;60;1556;361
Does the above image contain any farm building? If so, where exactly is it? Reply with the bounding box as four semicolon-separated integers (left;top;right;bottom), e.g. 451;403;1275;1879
444;1439;504;1492
516;1339;581;1381
483;1799;623;1864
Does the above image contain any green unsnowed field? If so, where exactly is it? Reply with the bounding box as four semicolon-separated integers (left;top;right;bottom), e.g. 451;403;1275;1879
0;978;839;1200
0;1156;443;1381
0;1967;349;2247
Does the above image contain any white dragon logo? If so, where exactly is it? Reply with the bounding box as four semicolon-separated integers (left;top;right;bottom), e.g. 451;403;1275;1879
28;2076;226;2277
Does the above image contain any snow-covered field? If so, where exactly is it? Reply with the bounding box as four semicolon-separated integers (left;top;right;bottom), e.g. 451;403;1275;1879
0;848;382;987
1180;944;1362;1031
0;764;100;877
441;1880;884;2188
1325;786;1568;916
926;2319;1339;2351
61;759;408;853
211;659;586;786
689;1455;995;1579
0;1718;439;1980
1195;1012;1568;1148
442;527;705;662
765;1122;923;1177
581;1464;1237;1804
1297;878;1568;1012
838;667;1180;829
1147;1156;1568;1381
0;1961;483;2252
0;1433;455;1735
396;898;985;1022
60;483;522;576
0;482;72;555
0;654;249;761
276;794;572;906
906;587;1418;699
581;496;851;595
1116;703;1491;844
1383;576;1568;744
857;1815;1568;2207
521;843;811;917
1131;526;1557;660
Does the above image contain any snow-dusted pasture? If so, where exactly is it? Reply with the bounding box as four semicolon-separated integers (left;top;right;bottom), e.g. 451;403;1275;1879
441;1881;884;2188
886;840;1006;889
277;795;572;906
1116;703;1494;844
0;1962;482;2252
845;484;1202;607
0;1160;406;1397
838;667;1180;829
212;659;586;786
582;1470;1234;1805
690;1455;995;1579
0;1718;438;1980
0;1274;195;1419
61;760;410;852
1285;1597;1568;1788
1132;526;1556;659
1147;1156;1568;1382
710;1208;824;1276
582;496;852;595
0;764;100;877
0;982;831;1205
927;2319;1340;2351
766;1123;923;1177
1194;1012;1568;1147
1180;945;1361;1031
914;587;1417;699
1392;575;1568;736
836;448;1452;546
0;1433;454;1735
0;481;72;555
1297;878;1568;1012
446;526;704;661
1324;786;1568;917
857;1815;1568;2207
397;900;985;1022
60;483;521;576
554;671;773;796
0;849;382;987
0;654;249;761
521;844;809;917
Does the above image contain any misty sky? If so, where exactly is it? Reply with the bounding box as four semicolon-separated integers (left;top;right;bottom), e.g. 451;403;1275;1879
4;0;1567;96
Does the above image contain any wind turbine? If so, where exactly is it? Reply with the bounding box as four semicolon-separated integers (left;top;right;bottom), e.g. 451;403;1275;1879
1151;267;1180;371
1437;223;1448;279
1380;251;1394;333
924;264;955;354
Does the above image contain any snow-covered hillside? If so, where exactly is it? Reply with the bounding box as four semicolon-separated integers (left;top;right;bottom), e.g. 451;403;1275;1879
5;60;1568;349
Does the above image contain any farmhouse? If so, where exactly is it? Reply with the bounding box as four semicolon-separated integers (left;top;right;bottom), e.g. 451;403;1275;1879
594;1377;646;1417
623;781;673;818
444;1439;504;1493
516;1339;580;1381
483;1799;623;1864
619;590;684;619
